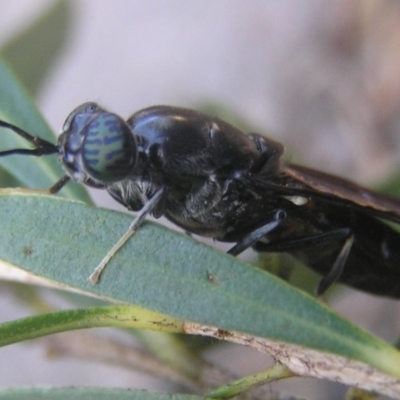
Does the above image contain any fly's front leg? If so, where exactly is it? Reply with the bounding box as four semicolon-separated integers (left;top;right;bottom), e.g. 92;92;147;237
89;187;165;284
253;228;354;296
49;175;71;194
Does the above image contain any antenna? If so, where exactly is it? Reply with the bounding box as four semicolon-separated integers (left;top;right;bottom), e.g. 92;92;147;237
0;120;58;157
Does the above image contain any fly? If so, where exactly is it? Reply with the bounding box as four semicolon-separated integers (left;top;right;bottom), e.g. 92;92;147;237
1;102;400;298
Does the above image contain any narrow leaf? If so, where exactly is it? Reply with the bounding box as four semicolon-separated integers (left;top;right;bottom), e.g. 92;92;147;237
0;305;183;347
0;387;203;400
0;190;399;379
0;57;91;203
0;1;71;96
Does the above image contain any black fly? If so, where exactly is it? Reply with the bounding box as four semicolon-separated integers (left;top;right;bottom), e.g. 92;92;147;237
1;102;400;297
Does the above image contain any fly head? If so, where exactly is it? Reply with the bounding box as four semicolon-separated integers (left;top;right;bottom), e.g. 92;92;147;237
58;102;138;187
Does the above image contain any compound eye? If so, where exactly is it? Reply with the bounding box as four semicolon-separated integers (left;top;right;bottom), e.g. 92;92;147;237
82;113;137;183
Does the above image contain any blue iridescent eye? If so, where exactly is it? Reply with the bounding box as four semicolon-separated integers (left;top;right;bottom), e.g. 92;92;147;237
82;113;137;182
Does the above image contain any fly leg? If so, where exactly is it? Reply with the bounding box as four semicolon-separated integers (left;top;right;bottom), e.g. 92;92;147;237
89;187;165;284
48;175;71;194
253;228;354;296
227;210;286;256
316;234;354;296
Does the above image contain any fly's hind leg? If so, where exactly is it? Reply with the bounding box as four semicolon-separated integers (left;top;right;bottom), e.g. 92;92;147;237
316;234;354;296
253;228;354;296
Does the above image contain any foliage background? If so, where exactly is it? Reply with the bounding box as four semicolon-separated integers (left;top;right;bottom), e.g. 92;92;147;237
1;1;400;399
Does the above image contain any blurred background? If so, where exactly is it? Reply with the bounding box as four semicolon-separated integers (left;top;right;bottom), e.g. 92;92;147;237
1;1;400;399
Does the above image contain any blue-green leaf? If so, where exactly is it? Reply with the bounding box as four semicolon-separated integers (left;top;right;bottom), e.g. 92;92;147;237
0;190;399;379
0;387;203;400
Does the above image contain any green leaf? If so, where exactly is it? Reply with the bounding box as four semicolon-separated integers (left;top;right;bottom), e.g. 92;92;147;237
0;57;91;203
0;387;203;400
0;305;183;347
0;0;71;96
379;172;400;199
0;190;399;379
206;364;292;399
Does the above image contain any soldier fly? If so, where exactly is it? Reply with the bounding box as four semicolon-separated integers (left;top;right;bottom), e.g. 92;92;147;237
1;102;400;297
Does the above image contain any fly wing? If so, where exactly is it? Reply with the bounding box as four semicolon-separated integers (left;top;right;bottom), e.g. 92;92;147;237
281;163;400;224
